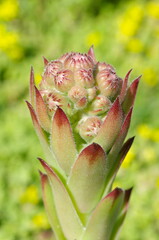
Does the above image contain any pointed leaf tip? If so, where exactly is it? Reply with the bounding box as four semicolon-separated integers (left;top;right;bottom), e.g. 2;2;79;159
43;56;49;66
80;142;105;165
88;45;96;63
34;86;51;132
38;157;54;176
120;69;133;103
106;188;123;200
54;107;68;128
125;187;133;206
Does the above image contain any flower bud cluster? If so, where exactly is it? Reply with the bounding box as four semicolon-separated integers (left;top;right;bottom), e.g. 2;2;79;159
39;47;123;142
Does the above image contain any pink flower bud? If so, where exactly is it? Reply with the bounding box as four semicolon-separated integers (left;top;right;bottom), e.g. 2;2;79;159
54;69;74;92
97;62;116;72
78;116;102;142
68;86;87;109
43;60;63;85
64;52;94;71
41;90;66;114
75;68;94;88
90;95;112;115
96;68;122;99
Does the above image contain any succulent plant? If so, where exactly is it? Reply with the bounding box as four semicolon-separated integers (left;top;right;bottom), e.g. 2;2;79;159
27;46;141;240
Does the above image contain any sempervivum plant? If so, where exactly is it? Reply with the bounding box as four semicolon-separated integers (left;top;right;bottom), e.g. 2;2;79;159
27;46;141;240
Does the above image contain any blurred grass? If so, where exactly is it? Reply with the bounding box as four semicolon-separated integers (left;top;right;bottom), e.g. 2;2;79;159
0;0;159;239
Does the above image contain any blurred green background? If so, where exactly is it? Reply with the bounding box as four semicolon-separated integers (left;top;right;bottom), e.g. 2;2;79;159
0;0;159;239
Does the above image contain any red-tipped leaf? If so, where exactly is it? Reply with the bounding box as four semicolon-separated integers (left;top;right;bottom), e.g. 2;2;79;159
122;76;141;114
81;188;124;240
35;86;51;132
120;69;133;103
30;66;35;107
51;108;77;175
93;98;124;151
107;107;133;167
68;143;107;213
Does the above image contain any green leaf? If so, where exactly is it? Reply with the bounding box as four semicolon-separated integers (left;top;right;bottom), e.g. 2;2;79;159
40;172;66;240
93;98;124;152
26;101;59;169
51;107;77;175
68;143;107;213
39;158;84;240
107;107;133;170
35;86;51;132
81;188;124;240
110;188;133;240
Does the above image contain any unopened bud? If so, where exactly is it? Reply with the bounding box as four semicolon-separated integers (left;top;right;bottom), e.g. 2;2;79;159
64;53;94;71
68;86;87;109
96;68;122;99
43;60;63;85
90;95;112;115
54;69;74;92
42;91;66;114
78;116;102;142
75;68;94;88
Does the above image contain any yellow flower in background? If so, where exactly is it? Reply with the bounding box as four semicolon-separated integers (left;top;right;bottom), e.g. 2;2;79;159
125;4;143;23
35;73;42;85
0;24;23;60
118;4;143;38
141;146;157;163
20;185;39;205
32;212;50;229
137;124;152;139
118;18;139;37
137;124;159;142
150;129;159;142
0;0;19;21
0;24;19;50
126;38;144;53
143;68;158;87
85;32;102;47
122;148;136;168
147;1;159;19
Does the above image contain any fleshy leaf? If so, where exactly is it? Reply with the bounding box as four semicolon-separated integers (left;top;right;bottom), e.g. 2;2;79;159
110;188;133;240
68;143;107;213
107;107;133;169
29;66;35;108
119;69;132;103
39;158;84;240
26;101;58;168
40;172;66;240
93;98;124;151
51;107;77;175
103;137;134;195
35;86;51;132
81;188;124;240
122;76;141;114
